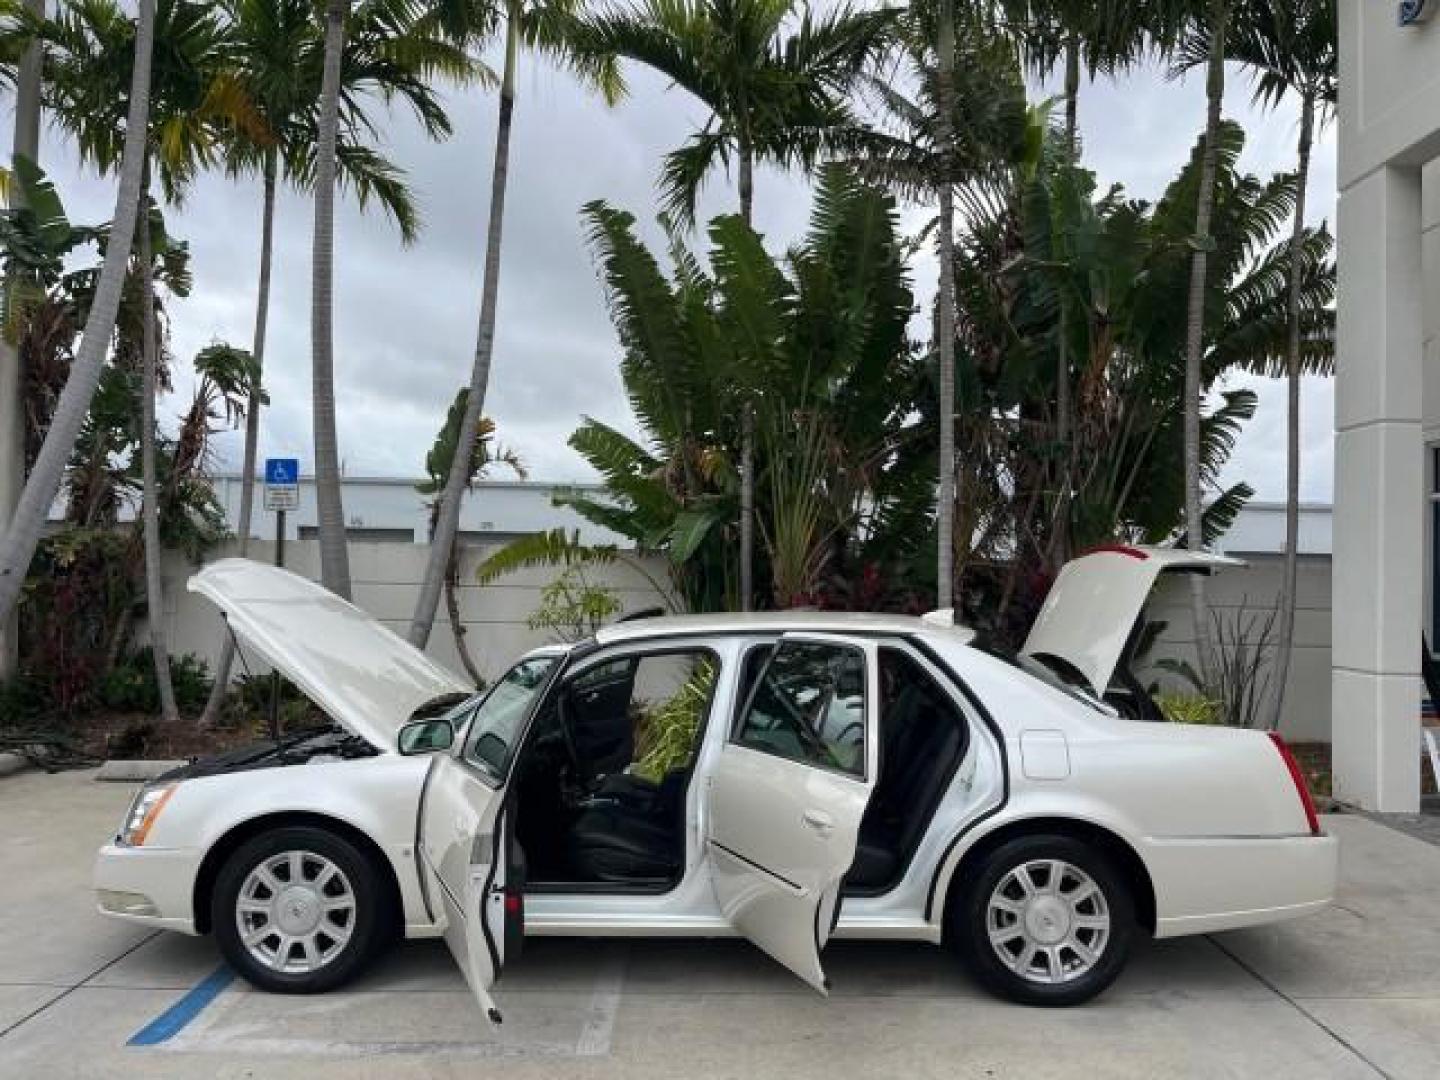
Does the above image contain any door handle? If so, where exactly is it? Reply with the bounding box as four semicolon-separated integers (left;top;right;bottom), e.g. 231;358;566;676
802;809;835;835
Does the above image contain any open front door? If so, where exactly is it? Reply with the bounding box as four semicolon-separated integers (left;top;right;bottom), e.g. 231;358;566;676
420;753;519;1024
707;633;879;993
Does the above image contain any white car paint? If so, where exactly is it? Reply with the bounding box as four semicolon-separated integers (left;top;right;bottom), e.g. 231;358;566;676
1021;545;1245;696
189;559;470;750
95;551;1337;1016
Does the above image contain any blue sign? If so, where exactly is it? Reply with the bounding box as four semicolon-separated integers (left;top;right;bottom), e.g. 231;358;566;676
264;457;300;511
266;458;299;485
1401;0;1432;26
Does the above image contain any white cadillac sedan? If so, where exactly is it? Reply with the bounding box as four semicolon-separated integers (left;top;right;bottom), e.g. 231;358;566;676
94;546;1337;1016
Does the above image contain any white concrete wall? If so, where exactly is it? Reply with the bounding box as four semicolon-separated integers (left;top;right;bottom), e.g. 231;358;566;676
153;540;673;688
1145;559;1333;743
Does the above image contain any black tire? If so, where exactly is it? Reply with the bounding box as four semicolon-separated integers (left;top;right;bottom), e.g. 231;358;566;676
211;825;391;994
951;834;1135;1007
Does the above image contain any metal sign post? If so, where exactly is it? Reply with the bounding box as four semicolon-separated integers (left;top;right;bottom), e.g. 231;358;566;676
263;459;299;744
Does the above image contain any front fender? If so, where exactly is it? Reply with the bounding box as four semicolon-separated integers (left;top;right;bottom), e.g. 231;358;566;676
145;754;434;931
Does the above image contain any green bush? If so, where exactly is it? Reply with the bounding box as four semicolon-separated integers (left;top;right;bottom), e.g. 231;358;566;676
97;649;214;716
631;660;716;783
0;674;48;726
1154;690;1224;726
222;672;317;735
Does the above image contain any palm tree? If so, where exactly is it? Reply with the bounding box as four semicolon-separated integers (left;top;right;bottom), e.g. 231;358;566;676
38;0;254;721
1212;0;1337;728
311;0;349;598
996;0;1153;568
406;0;621;649
837;1;1028;609
201;0;462;721
416;395;523;686
1171;0;1232;681
0;0;156;632
570;0;895;612
0;0;43;679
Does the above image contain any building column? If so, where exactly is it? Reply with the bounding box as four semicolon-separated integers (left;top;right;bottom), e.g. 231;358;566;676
1333;164;1424;812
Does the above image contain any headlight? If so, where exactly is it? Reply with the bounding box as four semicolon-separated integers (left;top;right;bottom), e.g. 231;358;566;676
117;783;177;847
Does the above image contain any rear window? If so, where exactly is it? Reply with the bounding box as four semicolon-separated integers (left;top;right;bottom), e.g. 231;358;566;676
974;641;1112;714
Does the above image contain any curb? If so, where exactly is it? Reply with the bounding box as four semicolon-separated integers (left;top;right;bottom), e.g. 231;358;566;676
96;760;187;783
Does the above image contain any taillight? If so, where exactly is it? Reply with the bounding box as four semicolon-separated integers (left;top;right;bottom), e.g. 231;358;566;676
1268;733;1321;836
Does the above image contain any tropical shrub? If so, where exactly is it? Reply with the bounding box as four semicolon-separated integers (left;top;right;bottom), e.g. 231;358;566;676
527;566;622;644
632;659;716;783
1154;691;1224;726
540;167;928;612
97;648;213;715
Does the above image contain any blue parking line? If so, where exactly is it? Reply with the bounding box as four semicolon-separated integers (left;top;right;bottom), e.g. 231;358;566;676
127;966;235;1047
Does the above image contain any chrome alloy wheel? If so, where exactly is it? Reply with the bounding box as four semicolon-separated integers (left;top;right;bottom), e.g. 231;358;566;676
985;858;1111;985
236;850;356;974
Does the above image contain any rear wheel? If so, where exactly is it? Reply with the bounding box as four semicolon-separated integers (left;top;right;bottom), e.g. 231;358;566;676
212;826;389;993
952;834;1134;1006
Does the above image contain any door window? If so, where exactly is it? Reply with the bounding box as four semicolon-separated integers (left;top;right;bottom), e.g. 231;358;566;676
462;656;559;782
734;641;866;777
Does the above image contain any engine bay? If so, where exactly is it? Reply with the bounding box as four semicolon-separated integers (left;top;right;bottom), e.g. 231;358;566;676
158;724;378;781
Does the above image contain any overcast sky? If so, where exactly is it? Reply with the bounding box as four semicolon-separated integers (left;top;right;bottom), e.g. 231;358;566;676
3;48;1339;504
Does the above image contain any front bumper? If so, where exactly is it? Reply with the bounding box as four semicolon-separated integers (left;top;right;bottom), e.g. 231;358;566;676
1148;831;1339;938
93;843;204;935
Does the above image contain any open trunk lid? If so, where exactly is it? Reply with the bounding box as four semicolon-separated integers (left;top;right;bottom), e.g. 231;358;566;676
189;559;469;751
1021;545;1245;697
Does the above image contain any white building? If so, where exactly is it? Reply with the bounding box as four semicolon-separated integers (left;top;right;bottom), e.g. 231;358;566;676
1335;0;1440;810
206;474;627;547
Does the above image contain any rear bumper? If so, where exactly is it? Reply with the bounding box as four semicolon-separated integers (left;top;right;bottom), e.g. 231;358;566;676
1148;831;1338;939
93;843;202;935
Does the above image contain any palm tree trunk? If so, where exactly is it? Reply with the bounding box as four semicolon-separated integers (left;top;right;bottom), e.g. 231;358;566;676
1269;91;1315;732
408;13;518;647
202;148;278;725
0;0;155;628
739;404;755;612
935;0;958;612
738;135;755;612
311;0;352;599
1181;0;1229;685
1063;31;1080;154
137;166;180;723
0;0;45;680
445;542;483;687
1052;29;1080;569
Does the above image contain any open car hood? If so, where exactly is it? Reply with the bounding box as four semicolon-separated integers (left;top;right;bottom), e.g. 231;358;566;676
189;559;470;751
1020;545;1245;697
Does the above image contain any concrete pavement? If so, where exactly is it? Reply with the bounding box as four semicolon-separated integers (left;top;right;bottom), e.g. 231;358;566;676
0;769;1437;1079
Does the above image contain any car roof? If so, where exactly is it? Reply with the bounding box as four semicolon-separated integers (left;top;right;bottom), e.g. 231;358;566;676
591;610;977;647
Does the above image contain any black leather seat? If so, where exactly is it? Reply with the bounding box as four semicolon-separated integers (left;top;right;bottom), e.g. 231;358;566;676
566;769;688;883
847;681;964;891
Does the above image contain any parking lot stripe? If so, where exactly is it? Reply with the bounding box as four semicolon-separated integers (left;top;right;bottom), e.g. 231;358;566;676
126;966;234;1047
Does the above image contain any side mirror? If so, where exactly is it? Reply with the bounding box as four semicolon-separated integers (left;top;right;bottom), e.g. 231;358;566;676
397;717;455;756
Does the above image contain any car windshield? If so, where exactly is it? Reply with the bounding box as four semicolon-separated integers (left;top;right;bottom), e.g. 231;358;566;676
459;655;560;782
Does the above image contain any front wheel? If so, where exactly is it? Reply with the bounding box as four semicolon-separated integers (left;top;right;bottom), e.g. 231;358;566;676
952;834;1135;1006
212;826;389;993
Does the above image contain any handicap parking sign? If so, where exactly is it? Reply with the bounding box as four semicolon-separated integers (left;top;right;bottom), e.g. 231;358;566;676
264;457;300;512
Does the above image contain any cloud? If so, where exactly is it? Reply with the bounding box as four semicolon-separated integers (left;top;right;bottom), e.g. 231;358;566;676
5;49;1335;504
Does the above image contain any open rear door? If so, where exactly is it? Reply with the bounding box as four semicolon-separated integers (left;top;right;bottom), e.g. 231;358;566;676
420;754;519;1024
707;633;879;993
